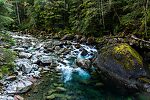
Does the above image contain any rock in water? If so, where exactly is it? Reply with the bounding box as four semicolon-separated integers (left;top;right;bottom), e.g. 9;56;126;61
56;87;67;92
95;43;148;92
76;59;91;69
81;49;88;56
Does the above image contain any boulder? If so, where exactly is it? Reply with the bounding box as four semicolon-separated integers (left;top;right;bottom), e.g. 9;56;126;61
95;43;150;92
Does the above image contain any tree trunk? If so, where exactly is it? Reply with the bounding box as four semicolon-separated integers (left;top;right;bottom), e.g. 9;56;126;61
16;1;21;25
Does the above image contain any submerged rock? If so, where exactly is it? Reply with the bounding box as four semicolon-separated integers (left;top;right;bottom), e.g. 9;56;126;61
56;87;67;92
95;43;149;92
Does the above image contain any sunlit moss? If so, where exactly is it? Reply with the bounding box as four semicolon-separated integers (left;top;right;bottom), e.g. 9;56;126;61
113;43;143;70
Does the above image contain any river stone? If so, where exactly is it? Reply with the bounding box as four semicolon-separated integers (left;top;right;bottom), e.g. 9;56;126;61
95;43;148;92
87;37;95;44
76;59;91;69
19;52;32;58
14;95;24;100
31;56;39;64
5;76;16;81
81;49;88;56
21;63;33;74
14;47;25;52
16;59;33;74
46;95;55;100
0;95;14;100
80;36;86;43
56;87;67;92
75;44;81;49
6;80;32;94
39;56;52;64
48;89;56;95
55;46;61;51
74;35;82;42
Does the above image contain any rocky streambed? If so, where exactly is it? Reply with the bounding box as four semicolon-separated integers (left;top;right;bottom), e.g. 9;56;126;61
0;32;150;100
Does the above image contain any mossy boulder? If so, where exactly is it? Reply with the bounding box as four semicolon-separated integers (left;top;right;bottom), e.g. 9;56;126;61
95;43;150;92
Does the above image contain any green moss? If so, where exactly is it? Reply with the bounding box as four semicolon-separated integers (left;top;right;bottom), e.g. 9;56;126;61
0;48;16;78
113;43;143;70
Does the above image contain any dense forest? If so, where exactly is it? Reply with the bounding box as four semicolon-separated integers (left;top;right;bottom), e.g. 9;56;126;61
0;0;150;100
0;0;149;38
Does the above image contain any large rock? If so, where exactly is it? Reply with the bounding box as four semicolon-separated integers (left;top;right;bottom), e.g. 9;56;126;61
95;43;150;92
76;59;91;70
6;80;32;94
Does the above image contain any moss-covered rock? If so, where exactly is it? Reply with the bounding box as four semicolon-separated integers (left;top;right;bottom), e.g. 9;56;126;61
95;43;149;92
97;43;145;79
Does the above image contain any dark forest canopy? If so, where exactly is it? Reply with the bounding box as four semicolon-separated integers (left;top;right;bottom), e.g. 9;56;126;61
1;0;150;38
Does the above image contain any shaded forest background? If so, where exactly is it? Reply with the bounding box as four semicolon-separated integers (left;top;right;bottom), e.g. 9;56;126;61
0;0;150;39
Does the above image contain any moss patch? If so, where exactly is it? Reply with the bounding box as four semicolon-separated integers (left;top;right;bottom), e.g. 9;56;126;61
113;43;143;70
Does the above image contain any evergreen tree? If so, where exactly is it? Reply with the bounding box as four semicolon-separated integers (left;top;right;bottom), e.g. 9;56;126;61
0;0;13;30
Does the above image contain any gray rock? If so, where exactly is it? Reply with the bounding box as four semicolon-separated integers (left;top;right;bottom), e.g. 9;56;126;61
22;63;33;74
19;52;32;58
0;95;14;100
14;47;25;52
39;56;52;64
31;56;39;64
55;46;61;51
6;80;32;94
16;59;33;74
